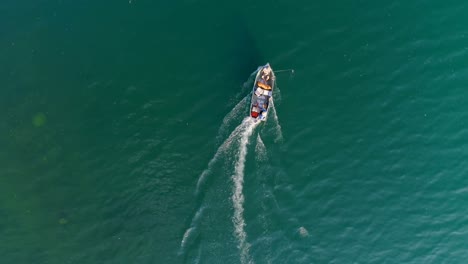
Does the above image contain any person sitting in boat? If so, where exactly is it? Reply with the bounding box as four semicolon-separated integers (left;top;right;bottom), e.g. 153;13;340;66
261;67;271;80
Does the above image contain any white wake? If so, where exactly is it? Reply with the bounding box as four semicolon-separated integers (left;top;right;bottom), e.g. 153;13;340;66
232;117;259;264
179;206;205;255
255;134;267;162
195;119;251;195
270;100;283;143
216;95;248;145
182;67;279;263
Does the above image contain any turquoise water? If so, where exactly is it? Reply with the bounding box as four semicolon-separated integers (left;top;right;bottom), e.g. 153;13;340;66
2;0;468;263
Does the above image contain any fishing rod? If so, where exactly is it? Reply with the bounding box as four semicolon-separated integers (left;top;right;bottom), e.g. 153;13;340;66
275;69;294;73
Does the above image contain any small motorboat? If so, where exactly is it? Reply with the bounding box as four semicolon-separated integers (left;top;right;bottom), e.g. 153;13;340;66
250;63;275;122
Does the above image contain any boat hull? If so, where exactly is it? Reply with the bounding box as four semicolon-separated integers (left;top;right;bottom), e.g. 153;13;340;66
250;63;275;122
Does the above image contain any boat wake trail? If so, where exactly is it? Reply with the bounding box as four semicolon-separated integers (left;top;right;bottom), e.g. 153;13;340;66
216;68;259;144
273;84;282;103
181;68;263;262
255;134;267;162
198;67;259;193
179;207;205;255
216;95;249;145
270;100;283;143
183;118;258;262
181;120;251;257
232;117;259;264
196;120;250;195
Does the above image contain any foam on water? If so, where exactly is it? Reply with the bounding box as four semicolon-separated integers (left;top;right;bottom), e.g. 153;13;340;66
298;226;309;237
194;246;202;264
183;118;253;259
255;134;273;263
255;134;267;162
195;119;251;195
270;100;283;143
273;83;282;103
183;68;267;262
215;67;260;145
196;67;260;195
232;117;259;264
183;117;258;262
179;206;205;255
216;95;249;145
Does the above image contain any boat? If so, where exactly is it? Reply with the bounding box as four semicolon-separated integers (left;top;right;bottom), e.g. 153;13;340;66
250;63;275;122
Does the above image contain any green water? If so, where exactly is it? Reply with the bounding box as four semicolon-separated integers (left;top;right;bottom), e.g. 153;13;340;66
2;0;468;263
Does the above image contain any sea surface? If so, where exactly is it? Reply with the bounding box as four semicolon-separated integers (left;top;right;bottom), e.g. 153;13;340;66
2;0;468;263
